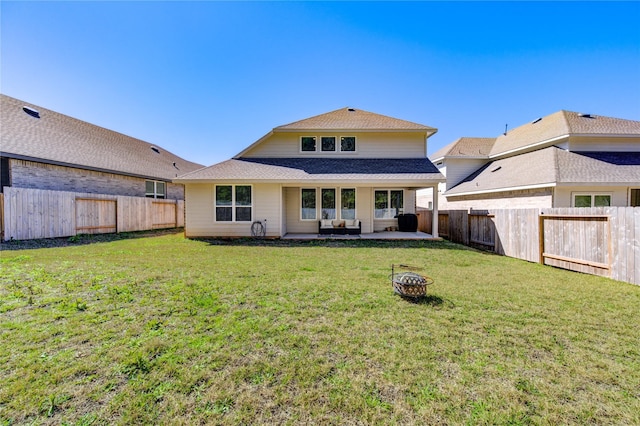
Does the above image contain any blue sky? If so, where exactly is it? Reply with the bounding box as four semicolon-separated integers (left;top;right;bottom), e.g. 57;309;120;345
2;1;639;166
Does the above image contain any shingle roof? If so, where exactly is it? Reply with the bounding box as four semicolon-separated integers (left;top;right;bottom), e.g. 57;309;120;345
275;107;437;132
446;147;640;196
430;137;496;161
489;110;640;157
1;94;203;181
175;157;444;183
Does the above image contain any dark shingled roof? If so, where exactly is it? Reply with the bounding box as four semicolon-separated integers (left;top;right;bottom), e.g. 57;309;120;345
239;157;440;174
1;94;203;181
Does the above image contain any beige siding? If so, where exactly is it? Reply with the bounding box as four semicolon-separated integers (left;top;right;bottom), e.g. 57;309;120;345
183;183;214;237
253;183;282;237
443;188;553;210
183;183;282;238
443;158;489;189
554;186;630;207
243;132;427;158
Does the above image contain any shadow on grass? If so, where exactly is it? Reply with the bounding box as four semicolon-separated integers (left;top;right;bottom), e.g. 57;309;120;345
397;294;455;308
196;237;482;252
0;228;183;251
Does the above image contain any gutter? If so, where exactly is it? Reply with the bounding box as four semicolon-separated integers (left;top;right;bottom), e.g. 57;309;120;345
445;182;556;197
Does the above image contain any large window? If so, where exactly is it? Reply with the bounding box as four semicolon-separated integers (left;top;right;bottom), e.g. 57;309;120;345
341;188;356;220
573;193;611;207
375;190;403;219
215;185;252;222
321;188;336;219
302;187;356;220
146;180;166;199
301;188;317;220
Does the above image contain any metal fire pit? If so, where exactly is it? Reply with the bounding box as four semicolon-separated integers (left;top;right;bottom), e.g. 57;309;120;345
390;264;434;299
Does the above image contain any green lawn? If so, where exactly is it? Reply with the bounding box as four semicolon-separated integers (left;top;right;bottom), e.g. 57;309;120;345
1;230;638;425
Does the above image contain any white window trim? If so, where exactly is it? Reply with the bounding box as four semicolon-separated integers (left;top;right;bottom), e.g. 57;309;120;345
300;188;318;221
374;189;404;220
300;136;318;153
340;187;357;220
320;136;337;152
146;180;166;199
320;188;337;220
215;184;253;222
571;192;613;207
300;135;357;154
300;187;357;221
339;135;357;153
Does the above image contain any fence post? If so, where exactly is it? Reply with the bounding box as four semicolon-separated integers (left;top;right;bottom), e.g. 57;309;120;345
538;213;544;264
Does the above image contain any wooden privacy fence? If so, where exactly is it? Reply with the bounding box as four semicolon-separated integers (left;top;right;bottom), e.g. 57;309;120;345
2;187;184;241
438;207;639;286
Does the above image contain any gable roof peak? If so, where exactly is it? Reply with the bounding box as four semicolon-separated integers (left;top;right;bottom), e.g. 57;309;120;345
274;107;437;132
430;137;496;161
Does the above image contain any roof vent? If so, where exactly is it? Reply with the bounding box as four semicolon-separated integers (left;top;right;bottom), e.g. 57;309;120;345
347;108;356;112
532;117;542;124
491;166;502;172
151;146;160;154
578;113;594;119
22;106;40;119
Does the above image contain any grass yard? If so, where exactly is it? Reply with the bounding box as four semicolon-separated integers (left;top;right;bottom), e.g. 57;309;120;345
1;230;638;425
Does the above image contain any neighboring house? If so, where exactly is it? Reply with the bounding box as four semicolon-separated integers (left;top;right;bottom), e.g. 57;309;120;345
1;94;203;199
174;107;445;238
425;110;640;210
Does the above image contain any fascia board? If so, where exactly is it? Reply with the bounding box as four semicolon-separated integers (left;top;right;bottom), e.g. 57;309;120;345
445;182;556;197
489;135;568;159
176;177;445;186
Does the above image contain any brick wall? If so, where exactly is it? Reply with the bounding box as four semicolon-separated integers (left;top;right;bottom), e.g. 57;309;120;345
8;159;185;200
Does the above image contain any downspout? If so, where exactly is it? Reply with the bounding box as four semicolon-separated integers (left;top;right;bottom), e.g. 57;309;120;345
432;184;439;238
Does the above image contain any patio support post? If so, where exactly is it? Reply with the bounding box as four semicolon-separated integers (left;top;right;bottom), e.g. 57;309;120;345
432;184;439;238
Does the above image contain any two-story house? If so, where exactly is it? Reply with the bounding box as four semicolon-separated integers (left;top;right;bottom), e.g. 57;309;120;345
427;110;640;210
174;107;445;238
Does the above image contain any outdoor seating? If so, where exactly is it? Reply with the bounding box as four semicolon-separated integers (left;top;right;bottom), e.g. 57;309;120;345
318;219;361;235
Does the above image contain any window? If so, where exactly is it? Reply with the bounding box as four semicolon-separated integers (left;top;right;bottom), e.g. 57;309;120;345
301;136;317;152
321;136;336;152
302;136;355;153
1;157;10;193
321;188;336;219
573;193;611;207
301;188;317;220
375;190;403;219
215;185;252;222
145;180;166;199
630;189;640;207
341;188;356;220
340;136;356;152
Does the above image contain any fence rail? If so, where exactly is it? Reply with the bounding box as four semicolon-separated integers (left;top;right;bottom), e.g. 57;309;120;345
2;187;184;241
437;207;639;286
